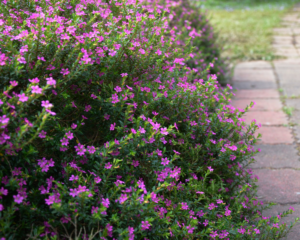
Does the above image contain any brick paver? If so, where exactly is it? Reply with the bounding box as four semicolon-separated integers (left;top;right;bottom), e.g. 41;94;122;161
255;126;294;144
232;99;283;111
233;69;276;82
231;9;300;238
234;89;280;99
254;169;300;204
242;111;288;125
250;145;300;169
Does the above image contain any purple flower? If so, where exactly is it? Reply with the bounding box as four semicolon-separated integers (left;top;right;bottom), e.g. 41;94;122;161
60;138;69;146
121;73;128;77
128;226;134;240
132;160;139;167
102;198;110;208
13;194;24;204
0;204;4;211
87;146;96;154
161;157;170;166
18;93;28;102
139;127;146;134
74;143;86;156
208;203;217;210
110;123;116;131
114;86;122;92
0;115;9;128
41;100;53;109
104;114;110;120
46;77;56;86
118;194;128;204
181;202;189;210
29;77;40;83
71;123;77;129
60;68;70;75
84;105;92;112
31;85;42;94
131;128;137;134
208;166;213;172
37;158;55;172
186;225;195;234
228;145;237;151
69;189;79;197
216;199;223;204
211;74;217;80
10;81;18;86
160;127;168;135
105;162;112;169
237;228;246;234
0;187;8;195
95;177;102;183
69;175;79;181
65;131;74;140
141;221;151;231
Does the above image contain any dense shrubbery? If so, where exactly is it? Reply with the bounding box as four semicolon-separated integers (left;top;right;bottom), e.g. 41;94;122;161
0;0;297;239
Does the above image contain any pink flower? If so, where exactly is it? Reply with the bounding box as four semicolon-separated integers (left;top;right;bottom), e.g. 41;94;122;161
71;123;77;129
31;85;43;94
174;58;185;65
74;143;86;156
41;100;53;109
10;81;18;86
105;162;112;169
87;146;96;154
60;68;70;75
110;123;116;131
95;177;102;183
46;77;56;86
139;48;145;54
114;86;122;92
211;74;217;80
65;131;74;140
29;77;40;83
141;221;151;231
69;175;79;181
60;138;69;146
181;202;189;210
132;160;139;167
39;130;47;138
208;166;213;172
208;203;217;210
161;158;169;166
121;73;128;77
131;128;137;134
18;93;28;102
13;194;24;204
160;127;168;135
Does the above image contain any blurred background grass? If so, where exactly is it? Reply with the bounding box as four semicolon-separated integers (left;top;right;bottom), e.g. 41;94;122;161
192;0;300;63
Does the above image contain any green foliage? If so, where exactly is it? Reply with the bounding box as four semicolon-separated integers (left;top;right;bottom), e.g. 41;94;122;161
0;0;297;239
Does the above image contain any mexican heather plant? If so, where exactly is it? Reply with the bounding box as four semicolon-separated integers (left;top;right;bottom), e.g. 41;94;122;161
0;0;297;239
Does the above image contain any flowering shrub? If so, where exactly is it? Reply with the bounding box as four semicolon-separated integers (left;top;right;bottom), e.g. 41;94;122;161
0;0;297;239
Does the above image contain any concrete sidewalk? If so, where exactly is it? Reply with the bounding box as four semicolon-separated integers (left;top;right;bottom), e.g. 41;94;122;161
231;4;300;239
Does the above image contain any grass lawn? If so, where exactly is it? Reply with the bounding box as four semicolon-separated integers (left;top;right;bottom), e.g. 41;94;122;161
193;0;300;63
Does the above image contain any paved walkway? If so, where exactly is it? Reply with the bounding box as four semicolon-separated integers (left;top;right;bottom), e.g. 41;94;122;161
232;4;300;239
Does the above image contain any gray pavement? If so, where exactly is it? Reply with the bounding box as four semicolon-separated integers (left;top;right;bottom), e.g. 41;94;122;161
231;5;300;238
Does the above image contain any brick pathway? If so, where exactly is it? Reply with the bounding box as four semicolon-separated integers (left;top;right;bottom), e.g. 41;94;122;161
231;4;300;239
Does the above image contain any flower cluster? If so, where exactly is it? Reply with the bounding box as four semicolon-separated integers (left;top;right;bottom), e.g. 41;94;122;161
0;0;296;239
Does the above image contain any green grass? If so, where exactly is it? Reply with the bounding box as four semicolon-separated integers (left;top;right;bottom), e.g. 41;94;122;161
193;0;300;63
283;106;295;117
